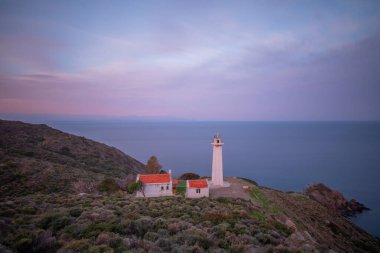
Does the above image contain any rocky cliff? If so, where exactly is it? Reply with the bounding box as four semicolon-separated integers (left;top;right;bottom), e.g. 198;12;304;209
305;183;370;216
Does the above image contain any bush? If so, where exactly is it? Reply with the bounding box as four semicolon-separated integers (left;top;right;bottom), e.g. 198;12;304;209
97;179;120;194
38;213;71;231
62;239;91;252
178;173;200;180
95;232;110;245
144;231;159;242
155;238;171;251
199;212;235;224
268;220;293;236
20;206;37;215
109;237;125;253
182;227;213;250
254;232;271;244
34;230;56;253
15;238;33;253
124;217;153;237
127;181;141;194
81;222;123;238
69;208;83;218
153;218;168;230
88;245;114;253
251;210;266;222
23;151;35;157
216;197;230;204
59;146;74;157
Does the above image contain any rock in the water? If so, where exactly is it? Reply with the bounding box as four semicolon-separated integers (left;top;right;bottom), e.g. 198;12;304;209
304;183;370;216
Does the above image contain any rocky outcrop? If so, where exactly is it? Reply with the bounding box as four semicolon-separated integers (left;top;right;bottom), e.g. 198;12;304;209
263;186;379;253
304;183;369;216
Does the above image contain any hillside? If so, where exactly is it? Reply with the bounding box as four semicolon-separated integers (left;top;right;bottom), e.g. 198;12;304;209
1;181;379;253
210;178;380;252
0;120;145;198
259;186;379;252
1;120;379;253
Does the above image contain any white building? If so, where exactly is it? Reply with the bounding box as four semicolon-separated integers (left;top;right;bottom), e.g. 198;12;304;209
136;171;173;197
186;179;209;198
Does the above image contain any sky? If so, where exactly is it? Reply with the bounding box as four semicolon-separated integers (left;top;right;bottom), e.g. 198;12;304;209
0;0;380;121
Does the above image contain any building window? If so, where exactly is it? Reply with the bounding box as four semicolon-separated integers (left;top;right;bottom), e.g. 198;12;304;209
196;188;201;193
166;185;169;190
161;186;164;190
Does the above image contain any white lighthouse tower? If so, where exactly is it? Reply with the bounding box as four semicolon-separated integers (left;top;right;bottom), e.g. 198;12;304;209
211;133;224;187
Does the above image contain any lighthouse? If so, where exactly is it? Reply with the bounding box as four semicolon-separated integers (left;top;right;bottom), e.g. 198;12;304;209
211;133;224;186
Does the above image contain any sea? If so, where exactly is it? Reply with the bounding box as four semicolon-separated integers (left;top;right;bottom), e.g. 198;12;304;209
15;119;380;236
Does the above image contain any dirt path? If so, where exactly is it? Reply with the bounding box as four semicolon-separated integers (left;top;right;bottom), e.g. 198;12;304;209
209;177;252;200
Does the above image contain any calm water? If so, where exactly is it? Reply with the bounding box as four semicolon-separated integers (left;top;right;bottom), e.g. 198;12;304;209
42;120;380;236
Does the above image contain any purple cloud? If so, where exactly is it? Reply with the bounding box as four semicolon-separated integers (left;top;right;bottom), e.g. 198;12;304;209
0;1;380;120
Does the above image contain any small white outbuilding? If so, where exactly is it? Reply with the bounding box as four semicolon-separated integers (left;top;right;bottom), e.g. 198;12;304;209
136;171;173;197
186;179;209;198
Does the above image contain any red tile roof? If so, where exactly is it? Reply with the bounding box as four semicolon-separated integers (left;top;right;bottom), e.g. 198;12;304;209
173;179;178;184
139;174;171;184
188;179;208;189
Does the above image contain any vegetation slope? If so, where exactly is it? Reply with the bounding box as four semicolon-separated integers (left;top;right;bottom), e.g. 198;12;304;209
0;120;145;198
1;186;379;253
1;119;379;253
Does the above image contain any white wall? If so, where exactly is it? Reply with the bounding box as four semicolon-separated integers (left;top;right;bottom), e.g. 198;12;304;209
186;187;209;198
136;182;173;197
212;144;224;186
185;181;209;198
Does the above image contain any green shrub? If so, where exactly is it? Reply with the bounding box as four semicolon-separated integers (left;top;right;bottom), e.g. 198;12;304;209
23;151;35;157
231;244;245;253
88;245;115;253
81;222;123;238
254;232;271;244
34;230;57;253
38;213;71;231
176;181;186;195
14;238;33;253
180;227;212;250
251;210;266;222
109;237;126;253
268;221;293;236
97;179;120;194
144;232;159;241
124;217;153;237
59;146;74;157
127;181;142;194
153;218;168;230
113;210;123;217
199;212;235;224
155;238;172;251
178;173;200;180
69;208;83;218
0;207;16;217
63;239;91;251
52;216;71;231
216;197;230;204
95;232;110;245
20;206;37;215
63;224;82;238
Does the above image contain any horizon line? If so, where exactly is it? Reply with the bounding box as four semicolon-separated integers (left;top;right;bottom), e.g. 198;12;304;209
1;113;380;123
